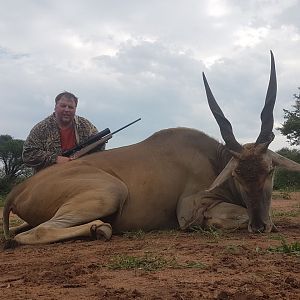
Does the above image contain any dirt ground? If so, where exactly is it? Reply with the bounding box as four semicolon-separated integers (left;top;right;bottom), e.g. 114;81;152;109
0;192;299;300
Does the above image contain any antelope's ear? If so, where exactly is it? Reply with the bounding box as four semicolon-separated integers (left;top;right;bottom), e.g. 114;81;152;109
269;150;300;171
206;158;238;192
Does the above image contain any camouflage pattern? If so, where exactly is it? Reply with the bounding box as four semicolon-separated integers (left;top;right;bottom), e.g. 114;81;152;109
22;113;103;172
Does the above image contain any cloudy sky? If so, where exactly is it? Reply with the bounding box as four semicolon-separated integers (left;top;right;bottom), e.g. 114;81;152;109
0;0;299;151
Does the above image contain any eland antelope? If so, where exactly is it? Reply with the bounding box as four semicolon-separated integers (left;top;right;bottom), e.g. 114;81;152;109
3;51;300;245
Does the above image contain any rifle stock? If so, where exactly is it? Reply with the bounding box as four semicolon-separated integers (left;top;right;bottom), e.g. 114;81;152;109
62;128;110;157
70;133;113;159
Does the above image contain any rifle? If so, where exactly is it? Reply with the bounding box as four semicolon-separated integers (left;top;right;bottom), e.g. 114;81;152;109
62;118;141;160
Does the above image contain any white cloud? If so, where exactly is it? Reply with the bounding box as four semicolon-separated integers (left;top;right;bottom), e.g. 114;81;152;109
207;0;231;17
0;0;299;152
234;26;270;48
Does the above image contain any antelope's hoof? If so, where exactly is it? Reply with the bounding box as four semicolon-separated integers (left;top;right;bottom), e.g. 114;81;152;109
90;223;112;241
3;238;20;250
271;224;279;233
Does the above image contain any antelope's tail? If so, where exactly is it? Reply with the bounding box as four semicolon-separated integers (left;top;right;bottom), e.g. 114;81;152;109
3;193;13;240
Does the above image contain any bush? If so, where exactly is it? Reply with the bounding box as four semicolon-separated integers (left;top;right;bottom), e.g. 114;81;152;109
0;174;30;198
0;176;14;196
0;194;4;207
273;148;300;190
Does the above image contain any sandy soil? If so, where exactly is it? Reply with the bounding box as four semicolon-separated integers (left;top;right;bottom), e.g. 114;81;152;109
0;192;299;300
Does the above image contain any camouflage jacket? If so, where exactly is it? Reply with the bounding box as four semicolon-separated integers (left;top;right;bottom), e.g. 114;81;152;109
22;113;103;172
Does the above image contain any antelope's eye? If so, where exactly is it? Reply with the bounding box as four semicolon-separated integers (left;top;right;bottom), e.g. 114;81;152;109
233;169;240;176
232;171;238;178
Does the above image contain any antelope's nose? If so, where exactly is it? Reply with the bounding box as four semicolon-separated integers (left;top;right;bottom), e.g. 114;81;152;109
249;223;266;233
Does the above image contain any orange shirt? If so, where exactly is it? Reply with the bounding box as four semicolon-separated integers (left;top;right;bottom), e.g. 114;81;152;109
60;127;76;151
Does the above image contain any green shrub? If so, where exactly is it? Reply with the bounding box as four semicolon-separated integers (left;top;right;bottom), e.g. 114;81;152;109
273;148;300;190
108;254;167;271
0;194;5;207
268;237;300;256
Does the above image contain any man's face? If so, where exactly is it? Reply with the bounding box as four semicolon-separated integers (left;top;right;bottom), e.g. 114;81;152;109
54;96;77;127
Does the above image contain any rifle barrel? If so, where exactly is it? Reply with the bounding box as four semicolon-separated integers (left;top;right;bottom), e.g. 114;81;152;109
111;118;141;135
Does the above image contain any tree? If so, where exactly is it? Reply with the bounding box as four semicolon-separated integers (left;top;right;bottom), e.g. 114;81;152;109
273;148;300;190
277;88;300;146
0;134;31;195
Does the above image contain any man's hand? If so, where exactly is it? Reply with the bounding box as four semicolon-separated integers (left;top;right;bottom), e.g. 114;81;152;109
56;155;71;164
